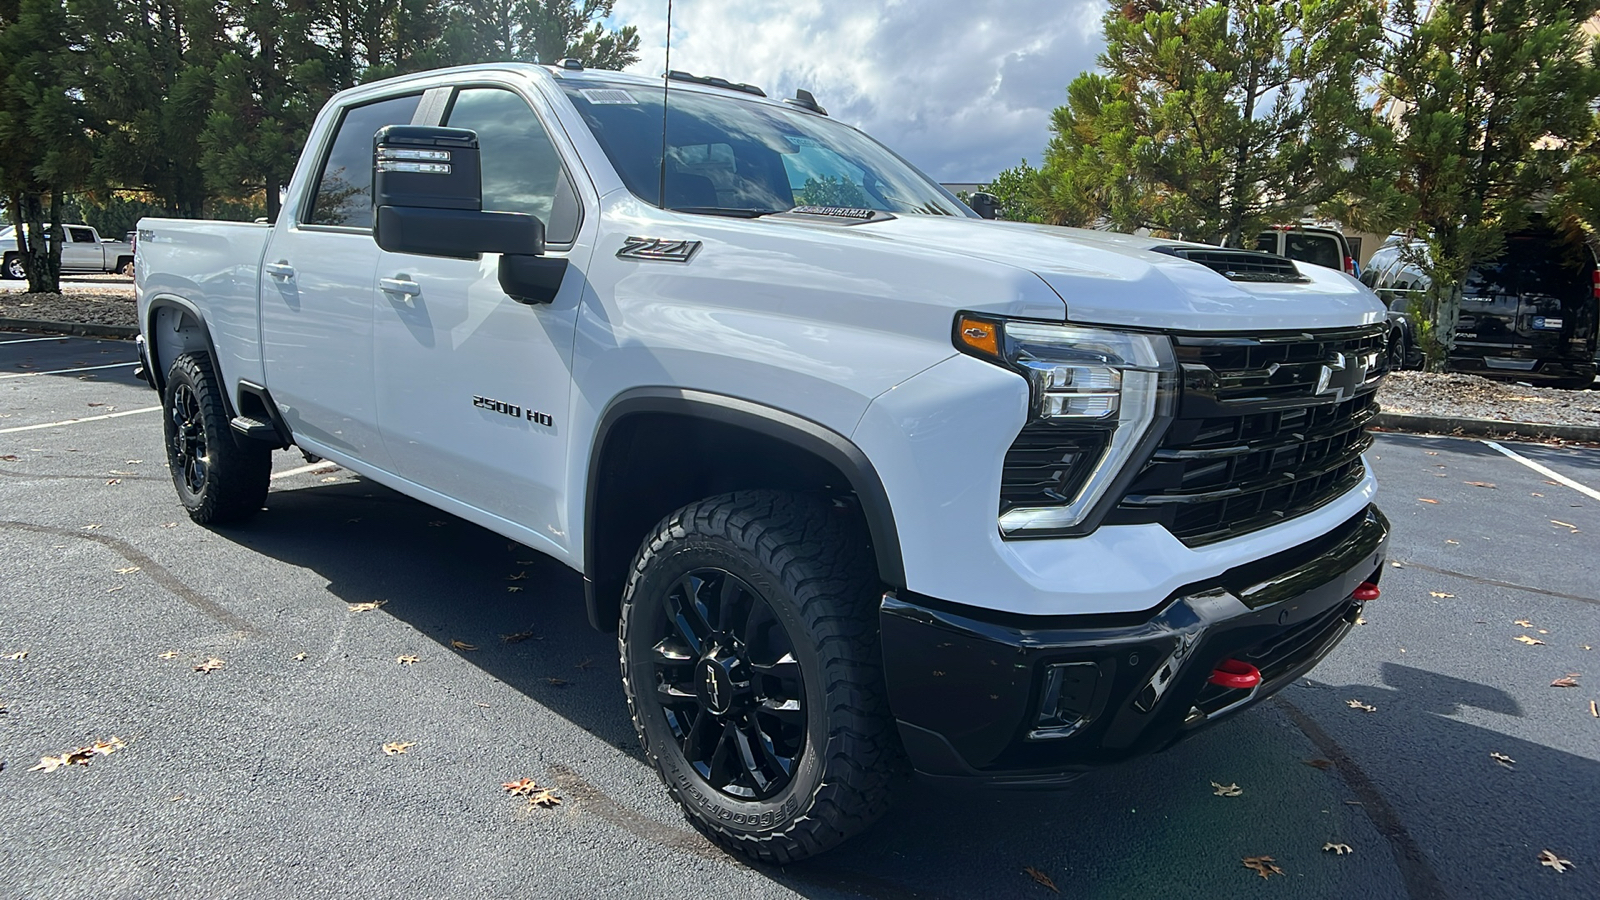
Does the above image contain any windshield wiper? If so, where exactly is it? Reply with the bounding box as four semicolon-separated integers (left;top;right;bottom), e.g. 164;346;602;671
666;207;779;218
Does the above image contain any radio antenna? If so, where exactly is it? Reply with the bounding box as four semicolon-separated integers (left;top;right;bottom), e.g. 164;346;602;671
657;0;673;208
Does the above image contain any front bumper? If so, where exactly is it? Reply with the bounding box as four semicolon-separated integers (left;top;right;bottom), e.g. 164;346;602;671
880;505;1388;785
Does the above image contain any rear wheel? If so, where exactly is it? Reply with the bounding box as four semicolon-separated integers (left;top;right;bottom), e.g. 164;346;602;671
620;491;900;862
2;253;22;280
162;352;271;524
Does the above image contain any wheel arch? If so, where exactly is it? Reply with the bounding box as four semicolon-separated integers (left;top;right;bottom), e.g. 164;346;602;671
144;294;230;414
583;388;906;631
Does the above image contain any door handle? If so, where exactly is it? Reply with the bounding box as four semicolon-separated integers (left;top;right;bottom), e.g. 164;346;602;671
264;262;295;279
380;277;421;296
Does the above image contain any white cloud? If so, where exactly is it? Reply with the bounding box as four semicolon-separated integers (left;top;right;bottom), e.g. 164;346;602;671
608;0;1108;182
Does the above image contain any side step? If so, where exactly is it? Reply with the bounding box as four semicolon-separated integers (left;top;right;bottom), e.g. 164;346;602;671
230;415;285;445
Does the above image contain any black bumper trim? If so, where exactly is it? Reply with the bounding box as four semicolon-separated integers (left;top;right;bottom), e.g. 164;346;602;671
879;505;1388;782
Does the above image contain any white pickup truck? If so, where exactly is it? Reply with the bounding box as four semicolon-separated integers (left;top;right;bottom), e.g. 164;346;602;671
1;223;134;279
135;62;1391;862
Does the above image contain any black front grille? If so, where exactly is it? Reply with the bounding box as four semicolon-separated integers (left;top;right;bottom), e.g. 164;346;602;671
1151;246;1308;283
1107;326;1388;546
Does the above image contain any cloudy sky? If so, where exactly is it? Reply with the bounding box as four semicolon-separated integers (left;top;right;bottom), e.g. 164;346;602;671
607;0;1109;183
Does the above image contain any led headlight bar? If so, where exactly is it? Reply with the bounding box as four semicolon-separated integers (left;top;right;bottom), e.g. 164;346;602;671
955;314;1177;535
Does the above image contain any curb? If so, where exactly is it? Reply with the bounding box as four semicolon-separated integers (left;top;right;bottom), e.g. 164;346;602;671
1373;411;1600;444
0;317;137;339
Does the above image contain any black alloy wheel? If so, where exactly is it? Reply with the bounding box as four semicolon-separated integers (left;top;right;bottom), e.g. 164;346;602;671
650;567;806;801
169;382;209;495
620;490;901;863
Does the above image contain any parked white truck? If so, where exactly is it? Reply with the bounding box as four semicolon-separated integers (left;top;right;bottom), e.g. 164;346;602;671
1;223;134;278
135;62;1391;862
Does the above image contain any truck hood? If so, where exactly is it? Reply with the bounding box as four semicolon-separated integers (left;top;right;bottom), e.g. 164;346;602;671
782;215;1386;332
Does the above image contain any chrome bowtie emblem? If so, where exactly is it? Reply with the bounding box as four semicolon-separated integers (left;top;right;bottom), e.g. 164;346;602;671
1315;352;1372;402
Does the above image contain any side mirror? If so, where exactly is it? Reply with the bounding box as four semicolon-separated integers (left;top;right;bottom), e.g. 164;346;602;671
967;191;1000;220
372;125;545;260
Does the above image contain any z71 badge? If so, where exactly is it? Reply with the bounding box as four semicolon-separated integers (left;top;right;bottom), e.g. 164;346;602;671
472;395;554;427
617;236;701;263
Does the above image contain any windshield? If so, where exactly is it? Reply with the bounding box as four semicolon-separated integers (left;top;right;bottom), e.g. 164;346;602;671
561;80;970;218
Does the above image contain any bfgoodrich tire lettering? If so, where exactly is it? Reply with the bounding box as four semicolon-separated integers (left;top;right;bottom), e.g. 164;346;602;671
162;352;271;524
619;490;900;862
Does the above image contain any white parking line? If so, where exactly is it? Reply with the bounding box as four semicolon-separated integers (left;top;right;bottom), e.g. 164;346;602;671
0;335;72;345
0;361;137;379
0;405;160;434
1482;440;1600;502
270;462;340;481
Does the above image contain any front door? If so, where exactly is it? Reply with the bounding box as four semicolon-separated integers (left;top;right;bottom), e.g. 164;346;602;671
259;92;422;467
373;84;591;559
63;226;101;271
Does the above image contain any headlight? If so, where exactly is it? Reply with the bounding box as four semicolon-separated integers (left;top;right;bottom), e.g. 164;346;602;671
955;314;1177;535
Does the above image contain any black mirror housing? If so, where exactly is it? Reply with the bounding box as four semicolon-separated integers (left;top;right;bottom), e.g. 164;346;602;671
372;125;546;259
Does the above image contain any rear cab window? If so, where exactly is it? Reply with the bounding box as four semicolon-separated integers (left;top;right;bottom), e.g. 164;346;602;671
1282;232;1343;271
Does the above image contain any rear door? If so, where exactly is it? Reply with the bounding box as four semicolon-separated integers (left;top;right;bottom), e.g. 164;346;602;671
259;92;421;469
63;226;103;271
371;82;590;556
1281;230;1346;273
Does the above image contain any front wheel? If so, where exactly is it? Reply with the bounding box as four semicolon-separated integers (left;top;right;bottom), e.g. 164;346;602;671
2;253;23;280
620;491;900;863
162;352;271;523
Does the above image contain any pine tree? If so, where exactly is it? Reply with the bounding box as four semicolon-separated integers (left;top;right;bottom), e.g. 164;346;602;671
1040;0;1381;244
1374;0;1600;369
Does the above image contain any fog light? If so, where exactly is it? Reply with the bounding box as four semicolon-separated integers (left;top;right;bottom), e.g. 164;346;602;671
1030;662;1099;740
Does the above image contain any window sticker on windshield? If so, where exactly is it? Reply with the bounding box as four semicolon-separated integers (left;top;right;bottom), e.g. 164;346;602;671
786;135;825;150
581;88;638;105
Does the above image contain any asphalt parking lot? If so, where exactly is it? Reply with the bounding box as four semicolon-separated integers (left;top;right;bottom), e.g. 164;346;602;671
2;332;1597;899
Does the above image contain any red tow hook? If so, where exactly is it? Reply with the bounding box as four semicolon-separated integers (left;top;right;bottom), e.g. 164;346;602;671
1353;582;1381;602
1208;659;1262;690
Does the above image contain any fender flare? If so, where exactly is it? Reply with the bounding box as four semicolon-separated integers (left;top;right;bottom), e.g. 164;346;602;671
583;387;907;628
143;294;229;414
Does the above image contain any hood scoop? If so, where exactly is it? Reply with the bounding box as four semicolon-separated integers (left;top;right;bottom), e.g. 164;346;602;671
1150;246;1308;284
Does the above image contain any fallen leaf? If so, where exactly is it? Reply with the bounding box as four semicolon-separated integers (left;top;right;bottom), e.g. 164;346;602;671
291;652;308;661
1242;856;1284;880
347;600;387;612
105;478;121;485
381;741;414;756
1354;614;1367;625
1516;635;1546;646
397;654;419;665
506;586;523;593
158;651;178;659
0;454;17;461
1212;781;1243;797
1429;591;1454;598
1418;498;1440;504
3;651;27;661
1590;700;1598;718
1464;481;1496;488
1551;675;1580;688
160;522;176;528
1323;842;1353;855
82;523;101;529
502;777;540;796
193;657;224;674
1538;850;1573;873
28;752;88;773
1545;480;1560;485
1022;866;1059;894
1532;492;1544;497
1425;451;1438;455
1304;758;1333;770
527;788;563;809
1552;520;1577;528
1445;539;1459;544
545;677;569;687
506;571;528;581
115;566;140;575
451;640;478;651
126;459;142;464
574;658;593;670
1347;699;1376;712
1490;752;1516;768
89;737;126;757
319;476;339;483
1514;619;1534;628
500;630;539;643
105;586;124;594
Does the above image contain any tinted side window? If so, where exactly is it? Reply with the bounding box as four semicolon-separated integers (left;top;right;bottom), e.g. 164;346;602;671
1283;233;1342;270
1254;234;1277;253
69;227;95;243
308;94;422;228
445;88;579;243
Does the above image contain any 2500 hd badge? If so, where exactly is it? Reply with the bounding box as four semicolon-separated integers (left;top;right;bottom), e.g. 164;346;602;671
472;395;554;428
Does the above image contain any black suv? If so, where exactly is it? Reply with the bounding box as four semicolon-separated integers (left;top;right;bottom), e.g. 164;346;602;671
1365;226;1598;388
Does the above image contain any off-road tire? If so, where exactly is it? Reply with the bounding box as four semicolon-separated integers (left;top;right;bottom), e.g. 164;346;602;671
2;253;22;280
162;352;271;524
619;490;900;863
